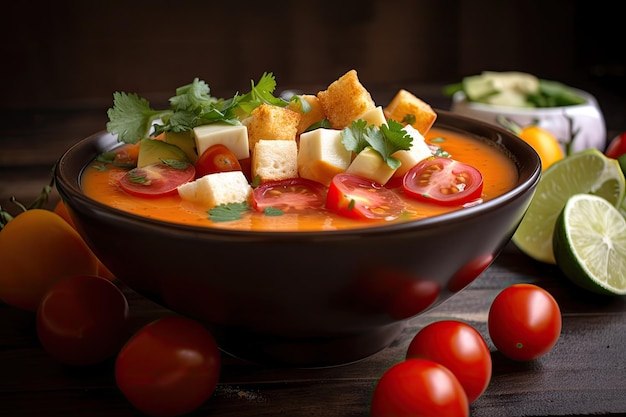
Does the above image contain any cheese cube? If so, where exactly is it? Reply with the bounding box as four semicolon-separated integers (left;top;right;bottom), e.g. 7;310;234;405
193;123;249;160
252;139;298;182
297;128;352;186
345;147;396;185
177;171;252;208
357;106;387;127
392;124;434;178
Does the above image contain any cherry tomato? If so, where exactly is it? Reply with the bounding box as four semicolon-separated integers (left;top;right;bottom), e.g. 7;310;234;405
195;144;242;178
253;177;327;212
326;173;405;220
36;274;129;366
115;316;221;417
371;358;469;417
605;132;626;159
119;162;195;198
406;320;492;403
403;157;484;206
488;283;562;361
0;209;99;311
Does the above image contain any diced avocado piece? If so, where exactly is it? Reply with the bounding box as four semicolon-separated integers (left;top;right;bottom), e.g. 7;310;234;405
462;75;498;102
164;130;198;163
137;138;189;168
480;71;540;95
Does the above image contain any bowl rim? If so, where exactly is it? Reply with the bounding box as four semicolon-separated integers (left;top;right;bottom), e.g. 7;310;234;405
54;110;541;239
451;87;600;114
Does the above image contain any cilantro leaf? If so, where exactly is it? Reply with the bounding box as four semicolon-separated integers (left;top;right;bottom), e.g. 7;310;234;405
341;120;371;154
341;119;413;169
208;202;251;222
106;92;171;144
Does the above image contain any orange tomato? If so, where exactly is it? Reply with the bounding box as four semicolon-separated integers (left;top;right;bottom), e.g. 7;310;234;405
517;126;564;171
0;209;99;311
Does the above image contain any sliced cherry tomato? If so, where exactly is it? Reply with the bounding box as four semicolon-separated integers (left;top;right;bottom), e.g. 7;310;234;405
195;144;242;178
253;177;327;212
371;358;469;417
326;173;404;220
406;320;492;403
119;162;195;198
36;274;129;366
115;316;221;417
488;283;562;361
605;132;626;159
403;157;484;206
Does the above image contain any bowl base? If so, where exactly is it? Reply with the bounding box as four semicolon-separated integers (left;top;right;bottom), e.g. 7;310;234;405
213;322;406;368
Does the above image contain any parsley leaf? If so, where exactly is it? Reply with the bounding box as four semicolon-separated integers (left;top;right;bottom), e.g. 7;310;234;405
208;202;251;222
341;119;413;169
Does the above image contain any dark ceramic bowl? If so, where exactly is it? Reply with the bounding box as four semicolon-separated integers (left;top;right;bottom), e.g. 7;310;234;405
55;110;541;367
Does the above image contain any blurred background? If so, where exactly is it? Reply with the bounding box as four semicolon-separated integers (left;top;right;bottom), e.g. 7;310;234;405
1;0;625;209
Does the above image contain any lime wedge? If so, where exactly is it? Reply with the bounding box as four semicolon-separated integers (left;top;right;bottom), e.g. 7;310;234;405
553;194;626;295
512;148;625;264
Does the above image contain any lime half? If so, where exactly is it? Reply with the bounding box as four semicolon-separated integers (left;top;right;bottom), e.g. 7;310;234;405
553;194;626;295
512;148;625;264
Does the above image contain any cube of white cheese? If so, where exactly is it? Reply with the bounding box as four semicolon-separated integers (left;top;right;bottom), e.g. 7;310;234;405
345;147;397;185
193;122;250;160
177;171;252;208
392;124;433;177
356;106;387;127
297;128;352;186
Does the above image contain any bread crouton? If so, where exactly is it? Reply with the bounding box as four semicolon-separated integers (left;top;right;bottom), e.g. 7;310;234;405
252;139;298;182
384;89;437;135
317;69;376;129
177;171;252;208
288;94;326;135
242;104;301;151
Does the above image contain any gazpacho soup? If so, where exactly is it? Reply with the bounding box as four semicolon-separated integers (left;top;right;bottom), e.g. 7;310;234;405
82;70;518;232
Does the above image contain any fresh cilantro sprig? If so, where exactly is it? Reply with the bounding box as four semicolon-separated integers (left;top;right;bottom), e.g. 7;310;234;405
106;73;287;144
341;119;413;169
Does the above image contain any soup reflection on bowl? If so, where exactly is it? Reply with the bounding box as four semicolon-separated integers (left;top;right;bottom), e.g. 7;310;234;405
55;110;541;367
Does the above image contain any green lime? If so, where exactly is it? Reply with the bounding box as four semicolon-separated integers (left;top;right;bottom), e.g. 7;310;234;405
512;148;625;264
553;193;626;295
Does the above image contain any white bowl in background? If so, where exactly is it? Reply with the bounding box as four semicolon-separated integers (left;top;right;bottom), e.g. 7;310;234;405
450;89;606;154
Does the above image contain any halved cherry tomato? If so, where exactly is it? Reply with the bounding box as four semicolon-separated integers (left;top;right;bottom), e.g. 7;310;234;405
36;274;129;366
406;320;492;403
119;162;195;198
195;144;242;178
253;177;327;212
326;173;404;220
605;132;626;159
371;358;469;417
403;157;484;206
488;283;562;361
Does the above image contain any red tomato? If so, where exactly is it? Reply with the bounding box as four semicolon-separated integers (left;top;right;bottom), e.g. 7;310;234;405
605;132;626;159
36;274;129;366
406;320;492;403
488;283;562;361
119;162;195;198
403;157;484;206
115;316;221;417
371;358;469;417
326;173;405;220
253;177;327;212
195;144;242;178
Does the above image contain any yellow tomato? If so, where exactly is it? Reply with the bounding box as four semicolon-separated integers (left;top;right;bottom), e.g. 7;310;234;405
0;209;99;311
517;126;564;171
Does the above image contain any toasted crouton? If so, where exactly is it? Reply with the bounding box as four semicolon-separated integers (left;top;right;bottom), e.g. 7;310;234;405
288;94;326;135
252;139;298;182
242;104;301;151
317;69;376;129
384;89;437;135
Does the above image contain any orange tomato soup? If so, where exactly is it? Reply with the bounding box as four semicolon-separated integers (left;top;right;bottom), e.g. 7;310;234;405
81;128;518;231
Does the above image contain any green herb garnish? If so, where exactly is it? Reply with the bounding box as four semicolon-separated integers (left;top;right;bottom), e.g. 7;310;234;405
263;207;284;216
208;202;251;222
341;119;413;169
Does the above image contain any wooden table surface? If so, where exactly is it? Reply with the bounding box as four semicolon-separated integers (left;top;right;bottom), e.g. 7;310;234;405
1;87;626;416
